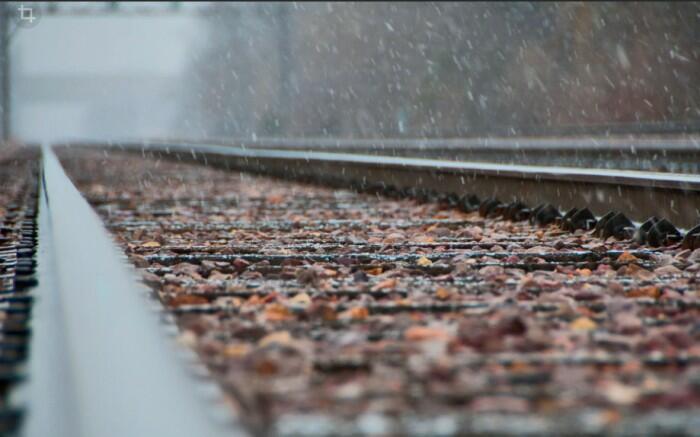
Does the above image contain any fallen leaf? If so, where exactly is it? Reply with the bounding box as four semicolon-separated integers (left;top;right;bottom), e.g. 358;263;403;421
232;258;251;271
383;232;404;243
245;294;263;306
254;359;278;375
169;294;208;307
208;271;232;281
223;343;251;358
371;278;397;291
339;306;369;320
264;303;294;322
414;235;435;243
308;302;337;321
290;292;312;306
259;330;292;347
435;287;452;300
617;251;638;263
570;317;597;331
417;256;433;267
366;267;383;275
627;286;660;299
142;241;161;248
405;326;450;341
266;194;285;204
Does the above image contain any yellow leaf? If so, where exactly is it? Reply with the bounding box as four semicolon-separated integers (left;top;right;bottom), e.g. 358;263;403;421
259;331;292;347
576;268;592;276
570;317;597;331
290;292;312;306
417;256;433;266
223;343;251;358
142;241;161;248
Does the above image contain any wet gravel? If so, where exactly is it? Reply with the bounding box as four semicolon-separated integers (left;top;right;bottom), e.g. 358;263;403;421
59;149;700;436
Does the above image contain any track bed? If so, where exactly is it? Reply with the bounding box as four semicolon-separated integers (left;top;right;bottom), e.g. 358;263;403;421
58;148;700;436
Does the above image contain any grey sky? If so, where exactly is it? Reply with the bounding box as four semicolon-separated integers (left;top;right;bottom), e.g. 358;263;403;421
12;6;206;143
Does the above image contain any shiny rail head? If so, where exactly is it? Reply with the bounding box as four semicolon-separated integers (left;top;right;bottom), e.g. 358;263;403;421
23;145;240;437
52;141;700;231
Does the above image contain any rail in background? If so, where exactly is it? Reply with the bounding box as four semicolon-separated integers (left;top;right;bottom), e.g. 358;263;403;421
60;139;700;233
139;135;700;173
19;146;239;437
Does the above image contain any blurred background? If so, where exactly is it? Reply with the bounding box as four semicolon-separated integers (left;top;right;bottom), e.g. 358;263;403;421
3;1;700;143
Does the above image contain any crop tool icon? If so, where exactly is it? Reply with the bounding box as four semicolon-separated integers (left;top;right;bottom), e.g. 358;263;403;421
17;4;36;24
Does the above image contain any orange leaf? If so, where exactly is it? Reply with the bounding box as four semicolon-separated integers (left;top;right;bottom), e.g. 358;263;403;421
626;286;660;299
371;278;397;291
265;194;285;204
617;251;638;263
264;303;294;321
405;326;450;341
340;306;369;320
169;294;208;307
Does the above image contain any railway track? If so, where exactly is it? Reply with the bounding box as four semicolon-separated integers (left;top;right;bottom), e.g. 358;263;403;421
53;142;699;436
1;139;698;436
20;146;236;437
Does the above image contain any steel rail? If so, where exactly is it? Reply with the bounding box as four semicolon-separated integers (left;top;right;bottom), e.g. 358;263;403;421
20;146;240;437
61;134;700;173
67;140;700;230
